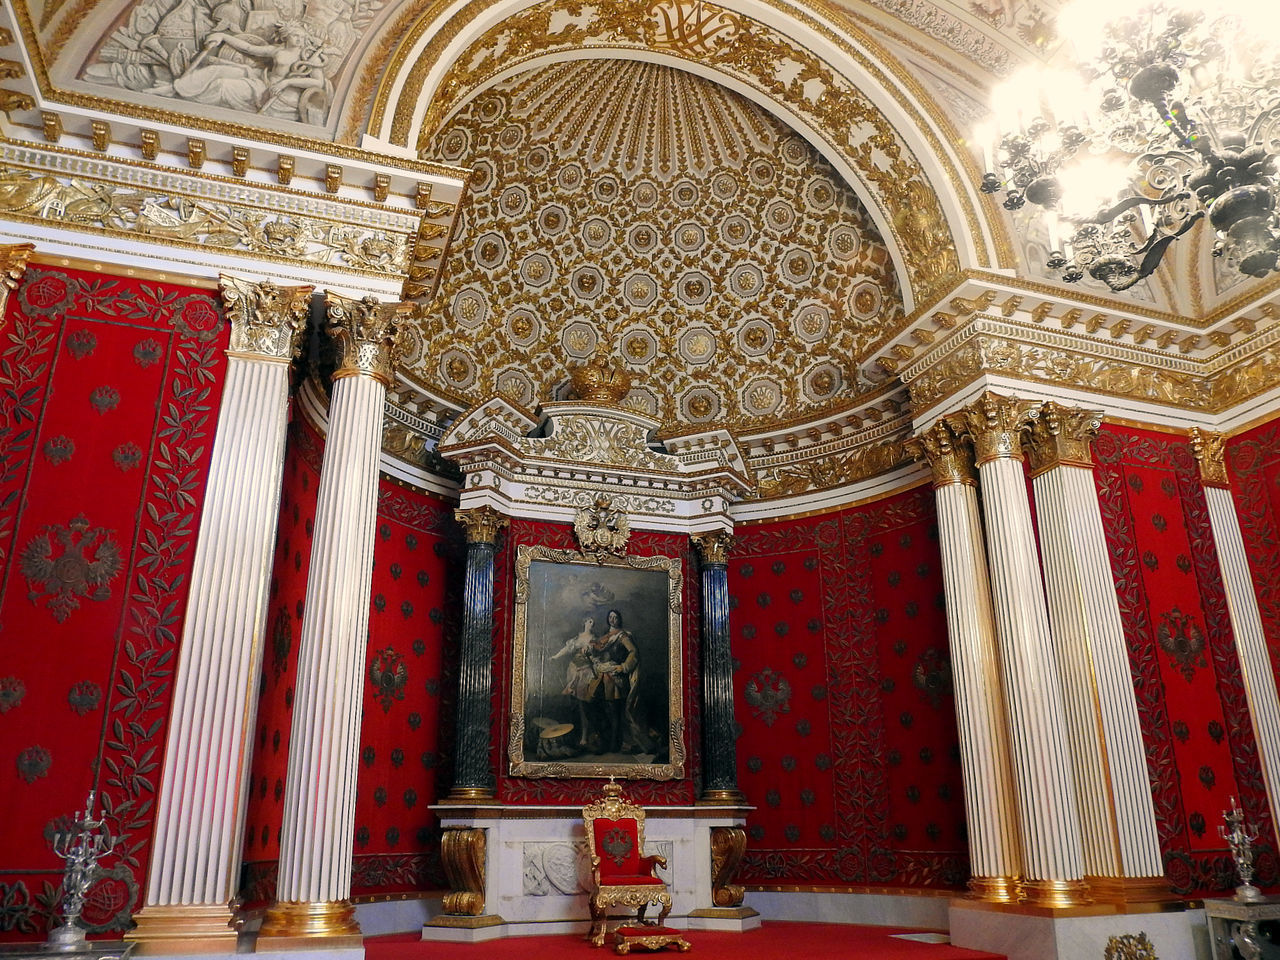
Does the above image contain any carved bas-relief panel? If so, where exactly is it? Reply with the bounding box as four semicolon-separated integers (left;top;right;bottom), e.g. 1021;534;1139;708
76;0;391;128
520;840;673;897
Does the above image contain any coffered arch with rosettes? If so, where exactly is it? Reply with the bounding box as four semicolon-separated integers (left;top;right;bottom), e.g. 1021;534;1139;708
404;58;903;434
361;0;1007;312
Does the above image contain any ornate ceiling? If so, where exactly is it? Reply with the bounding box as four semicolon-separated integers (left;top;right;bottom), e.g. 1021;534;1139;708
411;59;903;432
1;0;1278;505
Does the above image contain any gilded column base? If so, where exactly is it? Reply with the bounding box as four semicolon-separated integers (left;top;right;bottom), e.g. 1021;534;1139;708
967;876;1020;904
126;903;238;954
1086;875;1178;905
1021;878;1092;908
257;900;361;948
443;786;497;803
698;789;747;805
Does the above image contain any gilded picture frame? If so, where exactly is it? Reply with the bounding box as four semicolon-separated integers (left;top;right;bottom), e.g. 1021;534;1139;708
509;544;685;780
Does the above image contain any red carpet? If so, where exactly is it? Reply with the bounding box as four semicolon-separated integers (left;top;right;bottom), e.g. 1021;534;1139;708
366;922;1005;959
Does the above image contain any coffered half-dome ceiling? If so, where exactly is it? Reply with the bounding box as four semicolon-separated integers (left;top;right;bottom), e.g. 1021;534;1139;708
412;59;903;432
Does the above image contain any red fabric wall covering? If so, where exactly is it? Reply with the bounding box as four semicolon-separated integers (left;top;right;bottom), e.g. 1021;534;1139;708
1226;418;1280;686
493;518;701;806
1094;424;1277;896
240;421;461;903
349;480;459;896
0;266;228;939
730;486;967;890
239;419;322;907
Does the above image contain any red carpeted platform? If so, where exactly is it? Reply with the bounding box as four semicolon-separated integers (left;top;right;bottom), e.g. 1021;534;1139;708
366;922;1006;959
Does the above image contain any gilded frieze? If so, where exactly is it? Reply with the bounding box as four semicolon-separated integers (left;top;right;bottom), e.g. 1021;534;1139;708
0;158;415;277
754;437;908;499
903;332;1214;413
418;60;903;433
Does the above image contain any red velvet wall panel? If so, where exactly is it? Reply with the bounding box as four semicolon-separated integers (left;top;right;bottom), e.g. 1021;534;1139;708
239;419;321;906
493;518;701;806
350;481;457;896
1227;417;1280;685
731;486;967;890
0;266;228;938
240;420;459;903
1094;424;1276;895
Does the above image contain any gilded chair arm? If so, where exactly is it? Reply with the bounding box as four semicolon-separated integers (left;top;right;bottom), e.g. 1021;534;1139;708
640;854;667;873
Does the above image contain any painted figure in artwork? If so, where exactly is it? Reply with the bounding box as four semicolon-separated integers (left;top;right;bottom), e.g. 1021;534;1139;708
550;616;598;747
589;609;653;755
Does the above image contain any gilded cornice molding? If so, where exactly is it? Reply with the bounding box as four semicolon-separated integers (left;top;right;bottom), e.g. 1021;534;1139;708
454;505;508;545
947;390;1039;465
1188;427;1231;489
691;530;736;566
0;241;34;321
903;418;975;488
1024;401;1102;476
219;274;313;361
325;291;410;387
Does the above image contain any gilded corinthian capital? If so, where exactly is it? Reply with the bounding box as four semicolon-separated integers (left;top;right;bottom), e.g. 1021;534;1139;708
324;291;411;387
1188;427;1230;489
692;530;735;566
904;419;975;487
947;391;1040;465
455;506;508;545
1025;402;1102;476
219;274;313;360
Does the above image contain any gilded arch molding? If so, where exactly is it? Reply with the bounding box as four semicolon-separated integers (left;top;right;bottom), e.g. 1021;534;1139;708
364;0;1008;311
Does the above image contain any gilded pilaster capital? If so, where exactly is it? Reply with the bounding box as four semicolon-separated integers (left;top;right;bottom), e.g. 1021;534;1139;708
904;419;975;487
1188;428;1230;489
324;292;411;387
455;506;508;545
1025;402;1102;476
692;530;735;566
0;242;34;319
947;391;1040;465
219;274;313;361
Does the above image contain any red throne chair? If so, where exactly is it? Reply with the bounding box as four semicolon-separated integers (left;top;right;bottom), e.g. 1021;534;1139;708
582;781;690;953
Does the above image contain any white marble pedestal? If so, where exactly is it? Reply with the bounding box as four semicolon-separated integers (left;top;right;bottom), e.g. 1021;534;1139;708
950;899;1206;960
422;804;750;942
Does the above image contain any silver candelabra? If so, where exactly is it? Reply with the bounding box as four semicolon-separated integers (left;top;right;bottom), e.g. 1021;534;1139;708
48;791;116;950
1221;795;1265;904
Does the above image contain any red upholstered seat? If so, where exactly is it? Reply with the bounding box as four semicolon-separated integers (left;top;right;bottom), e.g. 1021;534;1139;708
603;874;665;885
593;818;661;881
583;783;674;948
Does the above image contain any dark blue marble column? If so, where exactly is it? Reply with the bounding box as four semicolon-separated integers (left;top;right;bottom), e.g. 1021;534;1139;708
447;507;507;801
693;532;744;803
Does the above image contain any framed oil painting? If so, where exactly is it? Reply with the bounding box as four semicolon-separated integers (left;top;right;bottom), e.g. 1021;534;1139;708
509;544;685;780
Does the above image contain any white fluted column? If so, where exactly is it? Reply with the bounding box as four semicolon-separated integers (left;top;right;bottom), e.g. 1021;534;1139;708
950;391;1089;907
1027;404;1167;900
128;277;312;951
906;421;1022;903
258;293;409;945
1191;429;1280;845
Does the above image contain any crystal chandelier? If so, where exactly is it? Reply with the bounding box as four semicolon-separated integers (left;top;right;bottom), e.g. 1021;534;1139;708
977;0;1280;291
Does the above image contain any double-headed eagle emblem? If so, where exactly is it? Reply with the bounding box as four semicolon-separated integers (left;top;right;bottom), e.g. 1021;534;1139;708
573;494;630;561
